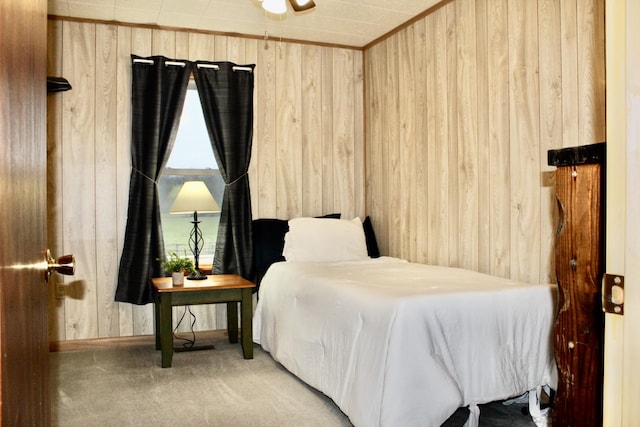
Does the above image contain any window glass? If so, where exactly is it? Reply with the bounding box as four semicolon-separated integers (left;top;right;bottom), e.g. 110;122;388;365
158;82;223;266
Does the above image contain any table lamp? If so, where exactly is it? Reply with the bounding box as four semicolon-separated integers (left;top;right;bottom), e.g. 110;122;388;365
169;181;220;280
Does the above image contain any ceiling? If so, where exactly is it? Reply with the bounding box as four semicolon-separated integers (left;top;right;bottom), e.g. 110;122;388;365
47;0;443;48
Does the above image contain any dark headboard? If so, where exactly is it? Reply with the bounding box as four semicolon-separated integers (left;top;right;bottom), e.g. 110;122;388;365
252;214;380;284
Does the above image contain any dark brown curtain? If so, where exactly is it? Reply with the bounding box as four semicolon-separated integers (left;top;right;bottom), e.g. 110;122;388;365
115;55;191;305
193;62;256;282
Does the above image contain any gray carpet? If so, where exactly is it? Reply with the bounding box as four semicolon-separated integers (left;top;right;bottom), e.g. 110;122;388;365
50;331;539;426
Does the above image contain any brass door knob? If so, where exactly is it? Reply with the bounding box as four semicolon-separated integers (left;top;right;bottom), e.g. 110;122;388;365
45;249;75;283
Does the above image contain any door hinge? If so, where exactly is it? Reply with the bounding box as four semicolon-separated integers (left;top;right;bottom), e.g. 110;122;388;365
603;274;624;315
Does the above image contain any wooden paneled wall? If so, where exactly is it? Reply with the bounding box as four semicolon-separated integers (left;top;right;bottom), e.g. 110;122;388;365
47;0;606;342
46;20;364;341
365;0;605;284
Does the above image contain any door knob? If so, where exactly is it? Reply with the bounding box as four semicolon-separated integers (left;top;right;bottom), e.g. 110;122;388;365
45;249;75;283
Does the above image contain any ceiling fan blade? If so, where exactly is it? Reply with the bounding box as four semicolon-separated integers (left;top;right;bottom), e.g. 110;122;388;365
289;0;315;12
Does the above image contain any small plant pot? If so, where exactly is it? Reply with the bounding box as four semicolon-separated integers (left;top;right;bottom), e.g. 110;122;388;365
171;271;185;286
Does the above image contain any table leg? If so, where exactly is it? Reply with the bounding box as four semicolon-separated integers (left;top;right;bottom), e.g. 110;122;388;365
154;292;161;350
227;301;238;343
159;293;173;368
241;288;253;359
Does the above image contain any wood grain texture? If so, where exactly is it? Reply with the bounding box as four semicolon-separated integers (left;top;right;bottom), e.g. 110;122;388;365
256;39;277;219
62;21;98;340
398;27;417;260
429;9;451;267
332;48;356;219
0;0;49;421
538;0;563;284
321;47;336;214
47;19;67;342
301;45;323;216
364;43;387;254
47;0;605;341
455;0;478;271
508;0;541;284
552;163;604;426
364;0;605;285
152;29;176;56
225;36;245;63
94;23;120;338
47;20;365;341
386;34;401;257
353;50;365;220
116;25;134;337
276;42;303;219
560;0;579;150
577;0;606;147
413;19;429;264
486;0;511;279
476;0;490;274
446;3;459;267
246;38;260;219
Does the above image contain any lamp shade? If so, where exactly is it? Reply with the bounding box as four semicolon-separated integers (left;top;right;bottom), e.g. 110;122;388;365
169;181;220;214
262;0;287;14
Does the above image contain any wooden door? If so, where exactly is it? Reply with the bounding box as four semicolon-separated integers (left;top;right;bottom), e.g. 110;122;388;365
0;0;49;424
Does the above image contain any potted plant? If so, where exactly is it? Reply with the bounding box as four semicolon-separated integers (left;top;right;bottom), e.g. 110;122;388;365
160;252;195;286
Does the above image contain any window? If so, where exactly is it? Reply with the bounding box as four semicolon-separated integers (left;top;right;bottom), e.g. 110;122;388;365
158;82;223;266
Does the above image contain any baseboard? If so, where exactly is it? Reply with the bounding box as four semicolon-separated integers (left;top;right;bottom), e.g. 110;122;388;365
49;329;229;352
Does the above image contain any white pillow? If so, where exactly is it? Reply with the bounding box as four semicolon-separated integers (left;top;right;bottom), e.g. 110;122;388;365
283;217;369;262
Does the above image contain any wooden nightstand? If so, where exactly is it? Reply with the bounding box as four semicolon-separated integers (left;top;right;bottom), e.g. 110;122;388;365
151;274;255;368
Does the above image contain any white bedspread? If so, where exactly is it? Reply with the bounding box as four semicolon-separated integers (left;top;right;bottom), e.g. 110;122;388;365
253;257;557;427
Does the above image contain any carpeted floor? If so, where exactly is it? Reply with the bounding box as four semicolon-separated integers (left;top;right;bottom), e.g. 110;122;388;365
50;331;540;426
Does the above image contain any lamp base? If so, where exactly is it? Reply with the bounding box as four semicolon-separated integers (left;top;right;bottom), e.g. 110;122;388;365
188;269;208;280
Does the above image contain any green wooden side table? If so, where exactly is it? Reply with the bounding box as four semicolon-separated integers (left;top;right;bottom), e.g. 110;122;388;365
151;274;255;368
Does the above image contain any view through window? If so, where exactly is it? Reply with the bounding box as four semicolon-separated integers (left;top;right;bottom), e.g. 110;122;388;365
158;82;223;266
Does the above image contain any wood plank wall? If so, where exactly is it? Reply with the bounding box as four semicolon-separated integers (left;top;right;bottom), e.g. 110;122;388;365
46;20;364;341
47;0;605;342
365;0;605;284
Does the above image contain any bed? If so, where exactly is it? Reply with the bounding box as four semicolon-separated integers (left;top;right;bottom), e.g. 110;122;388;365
252;217;557;427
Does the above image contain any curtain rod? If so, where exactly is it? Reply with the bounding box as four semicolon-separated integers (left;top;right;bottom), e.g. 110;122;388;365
197;63;219;70
132;58;186;67
197;64;253;72
232;66;253;72
133;59;253;72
